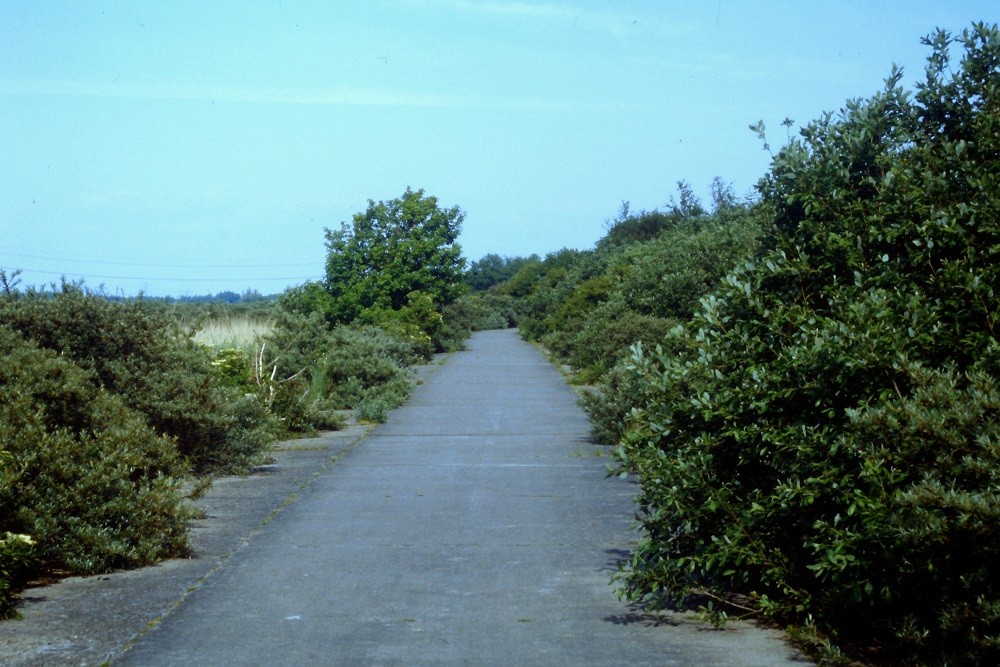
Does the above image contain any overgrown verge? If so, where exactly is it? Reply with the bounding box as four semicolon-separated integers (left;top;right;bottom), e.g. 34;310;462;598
0;283;452;617
0;283;240;618
0;283;278;474
502;182;764;438
617;26;1000;664
497;24;1000;665
0;188;504;618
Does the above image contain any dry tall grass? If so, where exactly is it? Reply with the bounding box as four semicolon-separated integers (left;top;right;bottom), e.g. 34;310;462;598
192;317;273;353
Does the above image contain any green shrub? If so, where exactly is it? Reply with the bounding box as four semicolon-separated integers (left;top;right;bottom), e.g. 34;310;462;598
611;213;762;320
615;24;1000;664
436;298;475;350
503;196;760;397
0;532;37;619
0;284;274;472
355;395;394;423
246;310;336;433
320;325;416;412
209;347;254;389
465;254;539;291
571;310;682;428
540;274;615;359
276;280;338;319
496;257;546;299
203;389;280;473
570;308;677;377
580;351;661;445
507;188;760;382
255;309;421;428
437;292;519;350
359;292;440;360
502;248;593;341
0;325;190;608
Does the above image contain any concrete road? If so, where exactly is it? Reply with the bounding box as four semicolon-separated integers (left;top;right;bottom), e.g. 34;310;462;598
115;329;806;666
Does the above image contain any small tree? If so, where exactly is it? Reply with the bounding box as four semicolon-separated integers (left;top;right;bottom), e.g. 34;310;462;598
323;188;465;323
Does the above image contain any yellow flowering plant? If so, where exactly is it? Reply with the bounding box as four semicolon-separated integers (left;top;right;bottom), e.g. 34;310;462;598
0;531;38;619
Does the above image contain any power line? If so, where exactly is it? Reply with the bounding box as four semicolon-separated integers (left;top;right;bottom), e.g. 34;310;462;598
0;251;320;269
2;267;323;283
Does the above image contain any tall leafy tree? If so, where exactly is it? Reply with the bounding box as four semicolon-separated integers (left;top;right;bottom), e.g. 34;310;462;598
323;188;465;323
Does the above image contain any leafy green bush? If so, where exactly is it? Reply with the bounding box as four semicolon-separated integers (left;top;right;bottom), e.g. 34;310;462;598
209;347;254;388
355;395;394;424
202;390;279;473
611;213;762;320
0;284;275;472
0;531;37;619
360;292;440;360
318;325;416;414
571;310;677;385
501;190;760;404
246;309;341;433
0;325;191;612
615;24;1000;664
501;248;592;340
539;274;615;360
275;280;338;319
439;292;519;347
580;346;668;446
597;200;688;250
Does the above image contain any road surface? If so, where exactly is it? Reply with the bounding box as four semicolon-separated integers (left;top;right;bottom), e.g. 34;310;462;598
115;329;805;666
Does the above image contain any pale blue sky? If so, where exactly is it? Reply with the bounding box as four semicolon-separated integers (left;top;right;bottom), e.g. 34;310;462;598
2;1;995;296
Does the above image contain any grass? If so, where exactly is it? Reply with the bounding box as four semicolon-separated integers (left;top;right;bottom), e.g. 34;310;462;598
192;317;273;353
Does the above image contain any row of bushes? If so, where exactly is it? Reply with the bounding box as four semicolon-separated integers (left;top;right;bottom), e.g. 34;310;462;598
1;282;244;617
501;24;1000;665
501;184;763;426
0;268;514;617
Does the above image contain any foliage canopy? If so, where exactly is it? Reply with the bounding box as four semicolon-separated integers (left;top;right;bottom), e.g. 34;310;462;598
614;24;1000;664
323;188;465;324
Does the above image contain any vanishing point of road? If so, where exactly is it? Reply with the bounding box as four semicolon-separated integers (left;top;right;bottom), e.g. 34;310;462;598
112;329;804;665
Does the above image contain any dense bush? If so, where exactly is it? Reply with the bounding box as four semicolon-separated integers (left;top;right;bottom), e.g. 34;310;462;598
500;188;762;451
596;186;705;250
0;325;191;616
0;284;280;615
202;308;426;430
504;248;603;342
611;213;762;320
570;311;678;385
244;309;345;432
615;25;1000;664
320;325;417;421
0;531;36;619
0;284;275;472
